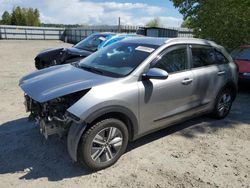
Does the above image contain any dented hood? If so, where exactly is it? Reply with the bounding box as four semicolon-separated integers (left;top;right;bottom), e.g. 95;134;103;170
19;64;114;103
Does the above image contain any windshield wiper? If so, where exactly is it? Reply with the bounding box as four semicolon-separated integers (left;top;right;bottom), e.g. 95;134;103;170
80;65;104;75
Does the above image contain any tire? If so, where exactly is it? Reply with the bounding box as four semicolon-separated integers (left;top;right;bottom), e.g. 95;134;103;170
78;118;128;171
211;89;233;119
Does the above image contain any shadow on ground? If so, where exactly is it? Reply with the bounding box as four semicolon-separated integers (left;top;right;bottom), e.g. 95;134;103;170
0;88;249;181
129;86;250;150
129;85;250;150
0;118;92;181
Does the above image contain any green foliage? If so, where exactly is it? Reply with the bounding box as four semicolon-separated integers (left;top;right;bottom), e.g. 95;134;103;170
1;11;11;25
25;8;40;26
11;7;26;25
1;6;40;26
171;0;250;50
146;17;161;27
181;17;191;28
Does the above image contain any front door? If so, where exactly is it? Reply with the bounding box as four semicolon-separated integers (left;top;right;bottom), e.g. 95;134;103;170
138;45;196;135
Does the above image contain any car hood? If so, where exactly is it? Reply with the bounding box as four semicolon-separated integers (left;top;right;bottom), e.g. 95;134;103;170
19;64;115;103
234;59;250;73
65;47;93;56
37;48;63;56
36;47;92;60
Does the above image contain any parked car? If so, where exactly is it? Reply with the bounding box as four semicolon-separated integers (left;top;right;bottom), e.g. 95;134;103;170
34;33;138;69
231;45;250;82
20;37;238;170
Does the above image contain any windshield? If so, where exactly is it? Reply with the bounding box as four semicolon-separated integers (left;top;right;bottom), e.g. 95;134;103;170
231;47;250;61
78;42;158;77
74;34;110;52
102;37;124;48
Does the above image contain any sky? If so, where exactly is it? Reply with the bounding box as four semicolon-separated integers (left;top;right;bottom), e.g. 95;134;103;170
0;0;183;27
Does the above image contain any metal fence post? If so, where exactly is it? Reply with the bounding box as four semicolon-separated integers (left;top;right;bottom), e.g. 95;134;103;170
43;29;45;40
25;28;27;40
4;27;7;39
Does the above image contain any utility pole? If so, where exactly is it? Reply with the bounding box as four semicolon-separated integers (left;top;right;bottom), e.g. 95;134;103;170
118;17;121;33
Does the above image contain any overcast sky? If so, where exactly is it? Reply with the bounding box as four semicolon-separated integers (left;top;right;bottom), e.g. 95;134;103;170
0;0;183;27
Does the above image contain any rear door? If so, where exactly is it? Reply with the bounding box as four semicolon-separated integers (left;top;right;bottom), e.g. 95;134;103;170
189;45;229;106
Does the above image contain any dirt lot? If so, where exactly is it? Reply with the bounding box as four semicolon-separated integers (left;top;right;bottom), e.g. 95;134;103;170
0;40;249;188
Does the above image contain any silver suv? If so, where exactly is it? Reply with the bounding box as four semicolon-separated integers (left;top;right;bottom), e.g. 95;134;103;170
19;37;238;170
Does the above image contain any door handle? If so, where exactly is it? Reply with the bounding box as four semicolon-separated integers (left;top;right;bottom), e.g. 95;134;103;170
182;78;193;85
218;70;226;76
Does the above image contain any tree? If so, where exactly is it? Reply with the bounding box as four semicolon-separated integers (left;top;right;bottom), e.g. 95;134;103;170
11;6;26;25
25;8;41;26
171;0;250;50
33;8;41;26
181;17;191;28
1;6;41;26
146;17;161;27
1;11;11;25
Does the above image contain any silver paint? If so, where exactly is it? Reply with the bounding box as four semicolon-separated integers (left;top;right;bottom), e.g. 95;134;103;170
20;37;238;141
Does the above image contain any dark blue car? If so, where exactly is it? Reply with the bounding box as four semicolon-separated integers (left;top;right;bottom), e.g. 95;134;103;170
35;33;138;69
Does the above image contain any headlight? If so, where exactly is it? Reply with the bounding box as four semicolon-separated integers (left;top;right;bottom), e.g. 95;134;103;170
243;72;250;76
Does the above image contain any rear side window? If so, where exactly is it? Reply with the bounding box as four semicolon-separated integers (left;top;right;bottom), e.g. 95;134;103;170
154;46;188;73
191;46;228;68
191;47;216;68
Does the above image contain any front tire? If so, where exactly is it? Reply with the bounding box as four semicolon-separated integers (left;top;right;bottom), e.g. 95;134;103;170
78;118;128;171
211;89;233;119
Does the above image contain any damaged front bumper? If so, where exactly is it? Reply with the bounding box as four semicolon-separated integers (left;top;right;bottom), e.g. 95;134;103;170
24;94;75;139
36;117;68;139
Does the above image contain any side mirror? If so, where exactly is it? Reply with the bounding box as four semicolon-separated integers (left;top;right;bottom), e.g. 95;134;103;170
142;68;168;80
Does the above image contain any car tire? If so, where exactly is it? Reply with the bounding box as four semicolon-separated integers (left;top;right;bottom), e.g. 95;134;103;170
78;118;128;171
211;89;233;119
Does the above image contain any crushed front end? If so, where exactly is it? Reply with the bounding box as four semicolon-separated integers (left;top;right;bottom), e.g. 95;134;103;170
19;63;113;140
24;90;87;139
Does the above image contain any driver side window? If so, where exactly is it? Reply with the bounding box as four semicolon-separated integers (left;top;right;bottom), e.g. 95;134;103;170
153;46;188;73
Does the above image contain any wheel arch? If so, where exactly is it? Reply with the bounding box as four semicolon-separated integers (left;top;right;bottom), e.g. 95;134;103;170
67;105;139;162
84;105;139;141
221;81;238;101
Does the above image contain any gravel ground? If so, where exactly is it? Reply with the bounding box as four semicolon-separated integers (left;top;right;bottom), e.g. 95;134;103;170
0;40;249;188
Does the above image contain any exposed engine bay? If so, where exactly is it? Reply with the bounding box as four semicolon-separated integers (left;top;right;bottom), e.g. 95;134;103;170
24;90;89;139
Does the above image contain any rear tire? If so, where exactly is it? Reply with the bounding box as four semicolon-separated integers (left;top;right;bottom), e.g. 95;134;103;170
78;118;128;171
211;89;233;119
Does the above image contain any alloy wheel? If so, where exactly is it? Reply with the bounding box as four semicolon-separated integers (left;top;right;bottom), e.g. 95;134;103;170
217;93;232;117
90;127;123;163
